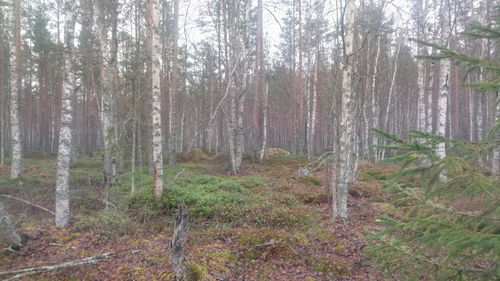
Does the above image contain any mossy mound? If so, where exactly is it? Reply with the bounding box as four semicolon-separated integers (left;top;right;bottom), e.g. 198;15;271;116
266;147;291;158
180;148;210;162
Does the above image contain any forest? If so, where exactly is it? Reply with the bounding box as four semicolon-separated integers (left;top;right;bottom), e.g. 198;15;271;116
0;0;498;280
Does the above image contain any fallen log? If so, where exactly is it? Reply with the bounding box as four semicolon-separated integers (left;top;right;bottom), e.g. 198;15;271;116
0;252;115;280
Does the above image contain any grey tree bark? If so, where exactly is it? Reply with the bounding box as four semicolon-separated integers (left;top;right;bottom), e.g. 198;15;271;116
492;94;500;174
332;0;356;219
55;0;77;228
0;202;22;250
225;0;250;175
94;0;119;188
7;0;21;179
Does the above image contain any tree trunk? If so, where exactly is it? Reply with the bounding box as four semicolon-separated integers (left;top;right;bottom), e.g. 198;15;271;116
170;201;188;281
332;0;356;219
0;202;22;250
380;42;401;160
437;5;451;159
55;0;76;228
146;0;164;198
94;0;118;188
225;0;250;175
8;0;22;179
168;0;179;165
371;35;381;161
492;93;500;174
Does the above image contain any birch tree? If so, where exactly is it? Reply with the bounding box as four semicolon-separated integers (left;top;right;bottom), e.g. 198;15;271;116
7;0;21;179
146;0;164;197
167;0;179;165
436;2;451;159
332;0;356;219
256;0;268;162
94;0;119;187
55;0;76;228
416;0;427;132
225;0;250;175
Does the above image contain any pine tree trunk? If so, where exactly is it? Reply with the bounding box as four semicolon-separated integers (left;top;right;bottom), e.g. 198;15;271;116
55;0;76;228
492;93;500;174
258;84;268;161
256;0;267;162
371;35;381;161
333;0;355;219
8;0;22;179
147;0;164;198
168;0;179;165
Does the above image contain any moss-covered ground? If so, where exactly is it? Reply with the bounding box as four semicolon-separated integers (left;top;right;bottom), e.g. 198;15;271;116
0;153;395;280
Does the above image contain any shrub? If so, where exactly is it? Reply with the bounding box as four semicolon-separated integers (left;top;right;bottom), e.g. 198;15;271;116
127;174;266;222
365;130;500;281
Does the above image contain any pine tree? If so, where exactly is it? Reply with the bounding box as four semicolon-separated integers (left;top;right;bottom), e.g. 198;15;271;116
366;15;500;280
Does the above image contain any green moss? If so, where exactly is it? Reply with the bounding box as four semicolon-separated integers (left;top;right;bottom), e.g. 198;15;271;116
359;166;397;181
185;262;206;281
238;228;301;261
127;171;266;222
308;256;350;277
298;175;322;186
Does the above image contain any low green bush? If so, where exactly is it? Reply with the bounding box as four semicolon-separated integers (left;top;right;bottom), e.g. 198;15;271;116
127;173;266;222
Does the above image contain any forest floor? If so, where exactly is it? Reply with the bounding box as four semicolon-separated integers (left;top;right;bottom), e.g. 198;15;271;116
0;151;397;281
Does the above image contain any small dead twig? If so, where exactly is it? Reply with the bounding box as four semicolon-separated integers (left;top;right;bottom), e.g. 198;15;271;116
0;194;55;216
171;169;186;185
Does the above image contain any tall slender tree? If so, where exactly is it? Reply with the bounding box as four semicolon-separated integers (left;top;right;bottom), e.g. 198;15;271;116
332;0;356;219
94;0;119;187
55;0;76;228
146;0;164;197
7;0;21;179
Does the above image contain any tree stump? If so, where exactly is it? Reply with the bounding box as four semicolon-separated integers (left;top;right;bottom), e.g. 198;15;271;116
170;201;188;281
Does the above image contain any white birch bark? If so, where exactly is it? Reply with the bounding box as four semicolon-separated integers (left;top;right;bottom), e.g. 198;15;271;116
416;0;427;132
7;0;21;179
55;0;76;228
436;57;449;159
226;0;250;175
380;42;401;160
146;0;164;197
436;6;451;159
417;47;426;131
333;0;356;219
94;0;118;187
